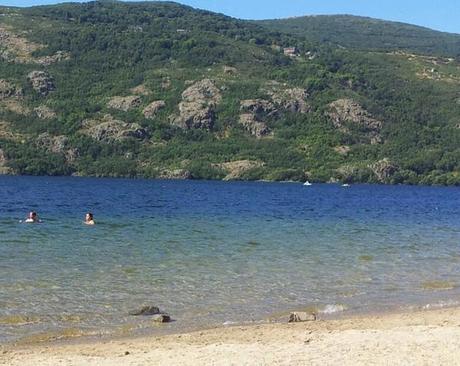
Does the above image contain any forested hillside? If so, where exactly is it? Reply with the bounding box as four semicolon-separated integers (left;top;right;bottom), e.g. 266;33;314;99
0;1;459;185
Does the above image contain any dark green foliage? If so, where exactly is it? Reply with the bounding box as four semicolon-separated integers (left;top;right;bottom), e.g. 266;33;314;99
258;15;460;57
0;1;459;185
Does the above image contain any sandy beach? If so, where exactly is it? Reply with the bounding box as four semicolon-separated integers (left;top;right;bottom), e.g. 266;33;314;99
2;307;460;366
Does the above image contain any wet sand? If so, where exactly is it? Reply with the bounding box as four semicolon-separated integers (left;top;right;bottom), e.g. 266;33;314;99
2;306;460;365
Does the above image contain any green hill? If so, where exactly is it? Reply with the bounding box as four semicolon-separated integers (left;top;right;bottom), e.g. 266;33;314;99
258;15;460;57
0;1;459;185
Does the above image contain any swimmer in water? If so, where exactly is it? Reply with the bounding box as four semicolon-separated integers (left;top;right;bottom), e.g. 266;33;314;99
24;211;40;223
84;212;95;225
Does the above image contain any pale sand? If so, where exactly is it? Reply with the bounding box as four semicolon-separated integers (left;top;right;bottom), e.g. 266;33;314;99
2;307;460;366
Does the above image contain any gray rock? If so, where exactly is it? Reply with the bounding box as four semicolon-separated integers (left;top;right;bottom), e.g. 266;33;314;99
36;133;68;154
27;71;55;96
262;83;310;114
240;99;276;115
143;100;166;119
129;306;160;316
173;79;221;130
369;158;398;183
34;105;56;119
36;51;70;66
81;114;148;142
327;99;382;144
223;66;237;74
239;113;270;138
107;95;142;112
216;160;264;180
152;314;171;323
0;148;9;174
288;312;316;323
0;79;22;99
159;169;192;180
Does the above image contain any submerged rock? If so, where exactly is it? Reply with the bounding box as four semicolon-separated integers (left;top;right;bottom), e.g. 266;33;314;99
288;312;316;323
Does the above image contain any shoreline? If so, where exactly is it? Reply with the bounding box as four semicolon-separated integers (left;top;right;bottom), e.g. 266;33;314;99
1;174;460;188
3;306;460;365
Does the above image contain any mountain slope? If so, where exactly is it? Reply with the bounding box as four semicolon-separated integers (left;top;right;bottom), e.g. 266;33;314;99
258;15;460;57
0;1;459;185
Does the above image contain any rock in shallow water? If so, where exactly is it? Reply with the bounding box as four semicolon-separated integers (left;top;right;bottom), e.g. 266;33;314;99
152;314;171;323
288;312;316;323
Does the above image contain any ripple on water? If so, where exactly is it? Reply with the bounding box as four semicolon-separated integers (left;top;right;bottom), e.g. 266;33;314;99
0;315;41;325
421;281;456;291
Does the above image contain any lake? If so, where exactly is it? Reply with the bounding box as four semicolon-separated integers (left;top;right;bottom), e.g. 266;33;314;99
1;176;459;343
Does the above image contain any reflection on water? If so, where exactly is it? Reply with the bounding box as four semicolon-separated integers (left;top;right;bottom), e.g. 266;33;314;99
1;176;460;343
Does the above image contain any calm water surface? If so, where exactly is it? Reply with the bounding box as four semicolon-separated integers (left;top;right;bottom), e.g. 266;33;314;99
1;176;459;343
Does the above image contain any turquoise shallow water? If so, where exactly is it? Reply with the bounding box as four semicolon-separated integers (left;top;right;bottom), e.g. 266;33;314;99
1;176;460;342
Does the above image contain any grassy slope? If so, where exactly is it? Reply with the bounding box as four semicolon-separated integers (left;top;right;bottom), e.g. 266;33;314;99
0;1;459;185
258;15;460;57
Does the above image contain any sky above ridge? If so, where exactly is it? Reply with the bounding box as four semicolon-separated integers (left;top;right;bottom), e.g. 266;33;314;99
3;0;460;34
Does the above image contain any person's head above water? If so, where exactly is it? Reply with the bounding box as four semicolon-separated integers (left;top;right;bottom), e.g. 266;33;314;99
25;211;39;223
85;212;95;225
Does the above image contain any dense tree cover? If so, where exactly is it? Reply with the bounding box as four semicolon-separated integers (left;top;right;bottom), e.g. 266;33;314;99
259;15;460;58
0;1;459;185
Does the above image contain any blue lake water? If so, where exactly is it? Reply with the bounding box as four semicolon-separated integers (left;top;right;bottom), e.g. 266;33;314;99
1;176;460;343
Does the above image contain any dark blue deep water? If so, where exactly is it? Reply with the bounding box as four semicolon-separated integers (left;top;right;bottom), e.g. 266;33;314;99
1;176;459;343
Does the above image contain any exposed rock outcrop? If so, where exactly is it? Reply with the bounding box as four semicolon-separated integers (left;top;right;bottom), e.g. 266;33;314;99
334;145;351;155
0;148;11;174
161;77;171;89
34;105;56;119
217;160;264;180
173;79;221;130
158;169;192;180
143;100;165;119
107;95;142;112
36;51;70;66
265;85;310;114
130;84;151;96
328;98;382;144
239;113;270;138
223;66;237;74
240;99;276;115
0;79;22;99
1;100;30;115
36;132;78;162
0;26;43;63
369;158;398;183
81;114;148;142
36;133;68;154
27;71;55;96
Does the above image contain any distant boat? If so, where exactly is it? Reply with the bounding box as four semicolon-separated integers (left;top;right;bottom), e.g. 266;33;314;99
342;183;350;187
303;181;313;186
